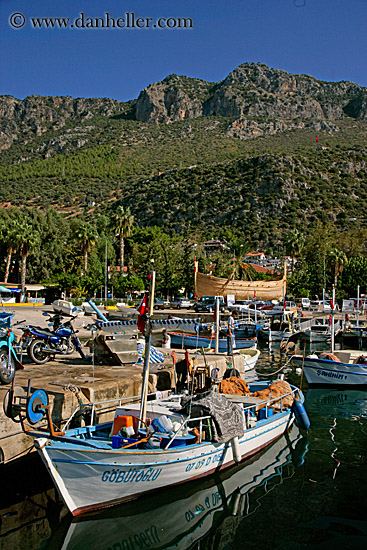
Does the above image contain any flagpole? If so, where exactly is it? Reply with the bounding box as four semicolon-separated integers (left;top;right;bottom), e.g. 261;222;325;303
138;260;155;428
331;285;335;353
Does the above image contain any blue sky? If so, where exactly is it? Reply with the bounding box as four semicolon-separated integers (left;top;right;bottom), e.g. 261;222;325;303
1;0;366;102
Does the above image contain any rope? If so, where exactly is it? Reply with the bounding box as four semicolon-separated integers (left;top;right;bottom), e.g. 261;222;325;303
255;355;294;377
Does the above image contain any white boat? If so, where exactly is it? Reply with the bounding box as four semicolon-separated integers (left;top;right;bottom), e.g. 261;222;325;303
55;423;306;549
292;349;367;386
26;378;307;517
297;318;341;343
52;300;84;317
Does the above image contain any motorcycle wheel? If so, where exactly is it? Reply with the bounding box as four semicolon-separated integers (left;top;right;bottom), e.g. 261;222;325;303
67;341;76;354
0;347;15;385
29;339;50;365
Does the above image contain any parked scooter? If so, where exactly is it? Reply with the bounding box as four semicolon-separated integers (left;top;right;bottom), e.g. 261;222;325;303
21;313;85;364
0;313;24;384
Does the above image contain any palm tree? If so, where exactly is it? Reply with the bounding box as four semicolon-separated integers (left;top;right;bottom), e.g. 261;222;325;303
112;206;134;274
76;222;96;274
0;218;21;283
17;219;40;293
284;229;305;274
328;248;348;288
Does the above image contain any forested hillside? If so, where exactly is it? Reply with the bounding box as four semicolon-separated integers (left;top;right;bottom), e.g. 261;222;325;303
0;63;366;298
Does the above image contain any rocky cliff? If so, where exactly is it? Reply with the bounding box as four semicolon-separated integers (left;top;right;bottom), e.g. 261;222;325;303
1;62;366;159
136;63;367;124
0;95;126;150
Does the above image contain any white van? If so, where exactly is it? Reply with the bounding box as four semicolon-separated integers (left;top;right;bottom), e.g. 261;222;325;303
297;298;310;310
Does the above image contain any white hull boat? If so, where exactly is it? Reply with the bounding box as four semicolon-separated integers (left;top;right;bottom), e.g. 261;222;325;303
57;423;306;550
29;380;307;517
292;349;367;386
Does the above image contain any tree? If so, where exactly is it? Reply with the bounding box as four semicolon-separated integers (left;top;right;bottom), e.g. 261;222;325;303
283;229;305;274
112;206;134;274
0;216;21;283
17;219;40;293
341;256;367;296
328;248;348;288
76;221;97;274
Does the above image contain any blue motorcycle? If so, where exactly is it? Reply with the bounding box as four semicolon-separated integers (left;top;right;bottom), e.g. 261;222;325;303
0;313;24;384
22;313;85;365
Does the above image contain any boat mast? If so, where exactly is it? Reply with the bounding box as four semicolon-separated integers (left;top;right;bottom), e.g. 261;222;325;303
331;285;335;353
215;295;220;353
138;260;156;427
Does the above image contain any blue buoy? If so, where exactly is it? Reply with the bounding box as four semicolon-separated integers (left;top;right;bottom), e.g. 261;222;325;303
292;395;310;431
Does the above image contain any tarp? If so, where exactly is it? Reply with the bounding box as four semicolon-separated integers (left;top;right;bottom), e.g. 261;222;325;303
180;391;244;443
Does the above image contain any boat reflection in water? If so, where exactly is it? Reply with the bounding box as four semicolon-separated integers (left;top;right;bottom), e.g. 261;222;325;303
47;425;308;550
305;388;367;419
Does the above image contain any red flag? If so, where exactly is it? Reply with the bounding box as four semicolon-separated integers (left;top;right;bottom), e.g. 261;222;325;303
254;289;256;299
316;136;319;143
283;298;286;310
137;293;148;334
330;299;334;310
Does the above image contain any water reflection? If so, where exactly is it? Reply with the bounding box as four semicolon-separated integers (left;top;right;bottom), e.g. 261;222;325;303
305;388;367;419
43;425;307;550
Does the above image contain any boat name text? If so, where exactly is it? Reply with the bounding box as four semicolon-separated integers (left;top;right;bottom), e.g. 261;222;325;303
101;467;162;483
316;370;347;380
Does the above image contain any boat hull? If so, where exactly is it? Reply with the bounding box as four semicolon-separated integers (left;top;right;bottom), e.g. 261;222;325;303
35;412;293;516
293;355;367;386
168;331;257;351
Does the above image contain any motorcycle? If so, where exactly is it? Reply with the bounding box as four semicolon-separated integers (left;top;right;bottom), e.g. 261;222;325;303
21;313;85;365
0;313;24;384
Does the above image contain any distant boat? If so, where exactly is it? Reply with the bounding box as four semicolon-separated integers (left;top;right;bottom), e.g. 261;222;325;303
297;318;341;343
168;331;257;351
52;300;84;317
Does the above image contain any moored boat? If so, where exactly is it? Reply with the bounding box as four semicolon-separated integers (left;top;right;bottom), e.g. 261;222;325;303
168;331;257;351
52;422;306;549
35;380;305;516
291;349;367;386
6;377;308;517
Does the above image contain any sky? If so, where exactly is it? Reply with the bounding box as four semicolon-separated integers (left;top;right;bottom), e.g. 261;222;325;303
1;0;366;102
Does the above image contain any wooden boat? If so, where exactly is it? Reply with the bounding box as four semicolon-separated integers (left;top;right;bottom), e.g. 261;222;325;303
53;423;306;549
291;349;367;386
168;331;257;351
26;379;306;516
195;262;287;301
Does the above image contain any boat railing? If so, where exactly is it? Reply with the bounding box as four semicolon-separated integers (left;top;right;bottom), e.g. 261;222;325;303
64;392;158;430
163;414;212;449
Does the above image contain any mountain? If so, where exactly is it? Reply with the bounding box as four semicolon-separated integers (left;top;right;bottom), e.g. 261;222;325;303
135;63;367;124
0;62;366;245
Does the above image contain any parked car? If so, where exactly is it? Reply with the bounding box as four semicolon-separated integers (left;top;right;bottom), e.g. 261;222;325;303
227;300;252;313
310;300;338;312
169;297;191;309
153;298;169;310
194;295;226;313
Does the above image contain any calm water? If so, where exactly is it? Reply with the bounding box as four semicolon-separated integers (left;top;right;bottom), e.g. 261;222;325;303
1;341;367;550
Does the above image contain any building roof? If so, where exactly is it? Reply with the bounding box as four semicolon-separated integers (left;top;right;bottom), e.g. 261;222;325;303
248;263;274;274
